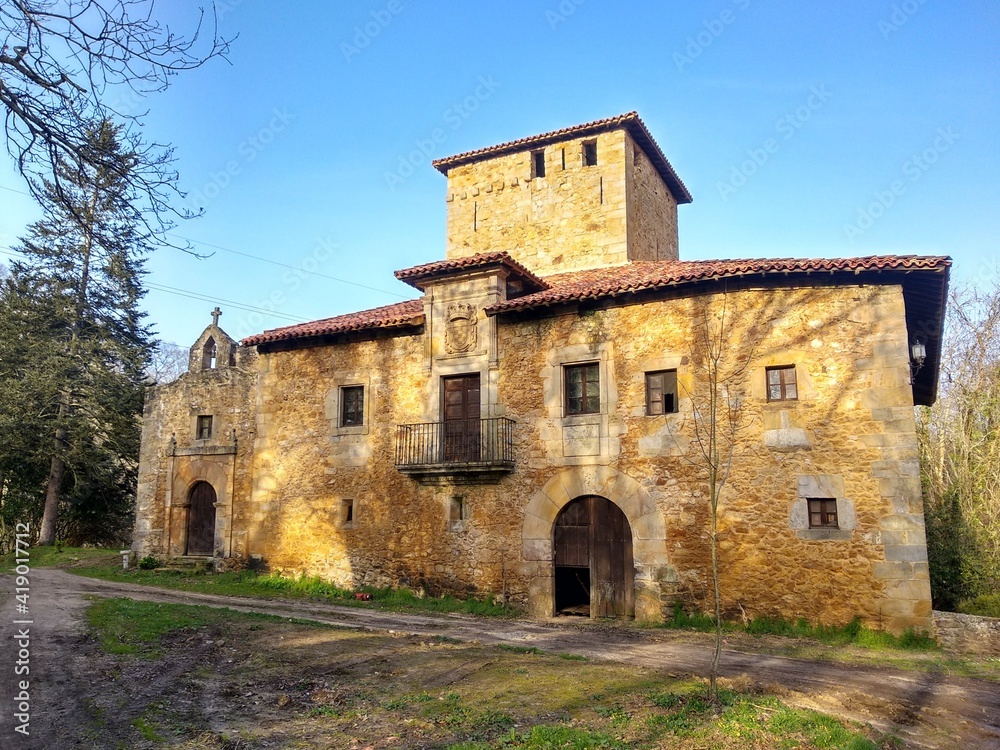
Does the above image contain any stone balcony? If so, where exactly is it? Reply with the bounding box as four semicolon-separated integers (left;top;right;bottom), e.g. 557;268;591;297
394;417;516;484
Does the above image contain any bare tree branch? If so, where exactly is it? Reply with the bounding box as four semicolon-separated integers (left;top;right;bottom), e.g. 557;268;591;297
0;1;231;251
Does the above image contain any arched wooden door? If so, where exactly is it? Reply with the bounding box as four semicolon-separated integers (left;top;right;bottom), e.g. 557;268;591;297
553;496;634;618
186;481;217;556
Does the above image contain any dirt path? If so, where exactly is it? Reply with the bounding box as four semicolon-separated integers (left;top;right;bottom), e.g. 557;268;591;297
1;569;998;749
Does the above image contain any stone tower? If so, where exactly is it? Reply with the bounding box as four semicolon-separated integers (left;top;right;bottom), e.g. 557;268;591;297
433;112;693;276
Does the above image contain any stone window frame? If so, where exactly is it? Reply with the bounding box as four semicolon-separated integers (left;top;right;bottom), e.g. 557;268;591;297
564;361;601;416
195;415;213;440
530;149;546;179
808;498;839;529
766;364;798;402
645;369;679;416
326;373;372;437
583;139;598;167
448;495;467;532
541;341;619;464
339;498;355;529
791;474;856;541
340;385;365;428
543;342;614;423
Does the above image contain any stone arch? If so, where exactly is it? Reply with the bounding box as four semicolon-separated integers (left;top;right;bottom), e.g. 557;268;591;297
522;465;670;621
169;458;230;557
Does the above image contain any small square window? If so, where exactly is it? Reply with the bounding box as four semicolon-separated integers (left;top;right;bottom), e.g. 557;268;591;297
565;363;600;415
341;498;355;527
583;140;598;167
646;370;678;415
531;149;546;179
196;415;213;440
808;498;838;529
341;385;364;427
766;365;798;402
450;496;467;530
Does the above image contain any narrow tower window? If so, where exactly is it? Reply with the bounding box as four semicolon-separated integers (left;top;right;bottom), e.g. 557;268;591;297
531;149;546;179
341;498;355;527
583;140;598;167
450;495;467;530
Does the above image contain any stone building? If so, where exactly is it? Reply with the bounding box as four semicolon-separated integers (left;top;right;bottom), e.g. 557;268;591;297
133;112;950;633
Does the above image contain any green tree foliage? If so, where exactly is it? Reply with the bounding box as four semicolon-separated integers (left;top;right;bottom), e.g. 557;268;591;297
918;285;1000;610
0;120;153;550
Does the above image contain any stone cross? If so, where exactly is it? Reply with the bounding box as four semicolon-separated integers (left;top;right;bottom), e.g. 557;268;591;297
211;307;222;326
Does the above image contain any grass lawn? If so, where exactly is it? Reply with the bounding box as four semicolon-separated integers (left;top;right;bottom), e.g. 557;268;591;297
2;545;513;616
82;597;901;749
7;546;1000;683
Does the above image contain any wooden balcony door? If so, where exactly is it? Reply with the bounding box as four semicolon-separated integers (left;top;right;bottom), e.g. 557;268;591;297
442;374;481;462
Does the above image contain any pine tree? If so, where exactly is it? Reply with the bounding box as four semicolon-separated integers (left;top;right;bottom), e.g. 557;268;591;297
0;119;154;547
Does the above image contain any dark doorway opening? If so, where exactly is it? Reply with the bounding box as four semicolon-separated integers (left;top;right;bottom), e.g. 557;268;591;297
554;566;591;615
553;495;634;619
186;481;217;556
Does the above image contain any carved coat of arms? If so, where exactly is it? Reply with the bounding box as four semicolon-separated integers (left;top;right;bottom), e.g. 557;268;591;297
445;303;478;354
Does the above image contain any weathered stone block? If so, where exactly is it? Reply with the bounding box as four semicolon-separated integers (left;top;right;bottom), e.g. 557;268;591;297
879;513;925;530
883;578;932;602
522;512;551;542
884;544;929;563
764;428;811;451
798;474;845;498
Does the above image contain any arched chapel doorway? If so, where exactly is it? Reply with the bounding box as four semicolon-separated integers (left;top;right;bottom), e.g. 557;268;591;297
186;481;217;556
554;495;634;618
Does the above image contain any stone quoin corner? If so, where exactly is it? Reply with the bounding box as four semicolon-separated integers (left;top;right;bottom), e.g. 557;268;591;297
132;112;949;634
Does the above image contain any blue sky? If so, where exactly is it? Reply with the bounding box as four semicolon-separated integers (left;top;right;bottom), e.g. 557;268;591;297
0;1;997;347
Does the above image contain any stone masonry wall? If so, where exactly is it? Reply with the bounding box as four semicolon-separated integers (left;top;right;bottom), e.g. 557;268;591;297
493;283;929;632
933;611;1000;656
132;354;256;560
625;133;679;261
444;130;632;275
234;281;930;633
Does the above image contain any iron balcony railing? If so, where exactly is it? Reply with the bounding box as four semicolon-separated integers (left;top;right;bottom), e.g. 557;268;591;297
394;417;516;470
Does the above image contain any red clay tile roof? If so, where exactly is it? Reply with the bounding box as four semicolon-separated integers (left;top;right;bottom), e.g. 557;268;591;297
432;112;693;205
242;299;423;347
484;255;952;314
244;255;950;350
394;251;549;291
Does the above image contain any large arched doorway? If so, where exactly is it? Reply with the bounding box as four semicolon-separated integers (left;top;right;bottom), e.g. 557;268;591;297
186;481;217;556
554;495;634;618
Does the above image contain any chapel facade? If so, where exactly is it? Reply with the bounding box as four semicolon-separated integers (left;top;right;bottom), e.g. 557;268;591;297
133;112;950;634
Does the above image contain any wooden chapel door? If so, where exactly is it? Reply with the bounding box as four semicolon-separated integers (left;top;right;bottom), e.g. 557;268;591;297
186;481;217;556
